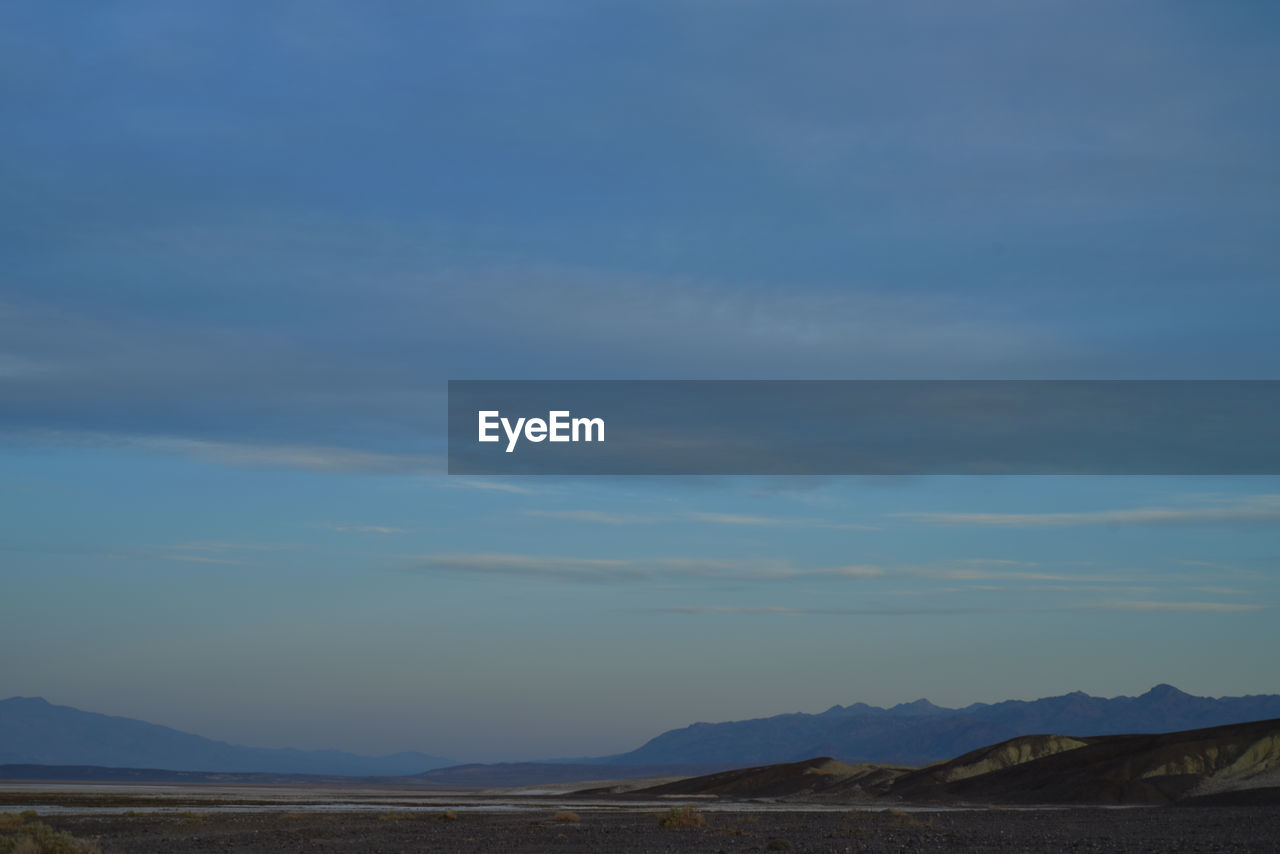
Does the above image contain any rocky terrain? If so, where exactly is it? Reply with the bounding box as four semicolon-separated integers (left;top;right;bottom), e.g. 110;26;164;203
8;804;1280;853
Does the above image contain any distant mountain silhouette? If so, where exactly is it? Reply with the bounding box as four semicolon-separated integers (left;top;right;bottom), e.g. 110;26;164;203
7;686;1279;781
607;685;1280;766
0;697;454;775
631;716;1280;805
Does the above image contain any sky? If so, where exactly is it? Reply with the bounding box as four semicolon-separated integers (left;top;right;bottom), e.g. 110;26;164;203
2;1;1278;763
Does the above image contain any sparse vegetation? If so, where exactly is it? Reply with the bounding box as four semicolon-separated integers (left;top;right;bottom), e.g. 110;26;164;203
0;818;22;833
766;839;794;851
0;816;100;854
178;811;208;825
437;809;459;822
551;811;580;823
657;805;706;828
884;807;932;828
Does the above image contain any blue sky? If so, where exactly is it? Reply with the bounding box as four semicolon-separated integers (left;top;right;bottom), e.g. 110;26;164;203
2;1;1278;762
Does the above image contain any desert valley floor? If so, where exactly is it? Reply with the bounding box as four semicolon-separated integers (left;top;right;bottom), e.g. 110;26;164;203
3;782;1279;853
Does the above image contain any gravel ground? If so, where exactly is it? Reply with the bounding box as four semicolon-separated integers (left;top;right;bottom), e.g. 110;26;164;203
23;805;1280;853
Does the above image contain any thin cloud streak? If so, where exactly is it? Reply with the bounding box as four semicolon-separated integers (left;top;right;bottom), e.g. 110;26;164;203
959;558;1040;567
897;496;1280;527
4;429;443;475
663;605;1036;616
689;512;783;526
151;438;442;475
153;541;302;552
444;479;537;495
1094;600;1265;612
409;553;1254;591
662;599;1266;617
518;509;877;529
155;554;245;566
409;552;886;584
524;509;654;524
688;511;878;530
909;567;1129;583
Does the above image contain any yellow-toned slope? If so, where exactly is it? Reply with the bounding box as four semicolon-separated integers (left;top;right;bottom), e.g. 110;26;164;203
932;734;1089;782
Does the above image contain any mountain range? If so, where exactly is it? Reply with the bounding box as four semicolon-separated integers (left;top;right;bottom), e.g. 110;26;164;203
602;684;1280;767
4;685;1280;778
0;696;454;776
633;715;1280;805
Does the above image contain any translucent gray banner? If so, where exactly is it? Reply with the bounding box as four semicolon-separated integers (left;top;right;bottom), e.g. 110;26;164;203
447;381;1280;475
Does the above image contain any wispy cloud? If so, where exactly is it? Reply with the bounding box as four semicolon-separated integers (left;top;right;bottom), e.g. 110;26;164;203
412;552;1251;594
1028;584;1156;594
959;558;1040;567
688;512;782;526
147;540;304;565
151;438;442;475
663;598;1267;617
409;552;885;584
687;512;878;530
445;479;536;495
829;565;886;578
1178;559;1252;574
0;540;282;566
159;553;246;565
910;567;1125;583
7;430;443;476
896;495;1280;527
514;508;878;529
0;355;55;378
663;605;1025;616
410;553;639;582
1092;600;1265;612
524;509;653;524
323;524;408;534
154;541;301;552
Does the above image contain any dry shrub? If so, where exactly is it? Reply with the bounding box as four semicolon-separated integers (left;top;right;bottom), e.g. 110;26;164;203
884;807;931;828
657;805;706;828
0;819;101;854
551;811;580;823
437;810;459;822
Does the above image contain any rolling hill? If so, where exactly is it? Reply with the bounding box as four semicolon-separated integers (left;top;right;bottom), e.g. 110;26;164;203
0;696;454;776
631;716;1280;805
